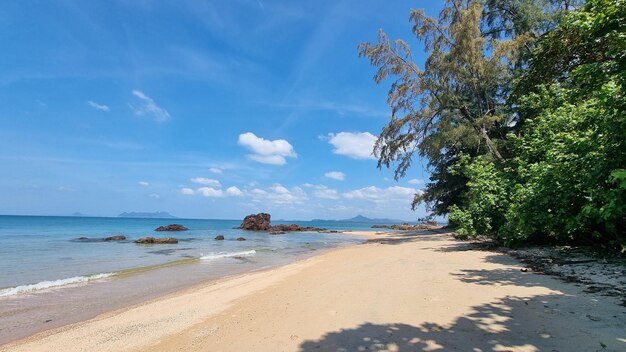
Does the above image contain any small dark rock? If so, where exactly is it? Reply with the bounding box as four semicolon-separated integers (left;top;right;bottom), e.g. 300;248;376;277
104;235;126;241
155;224;188;232
134;237;178;244
586;314;601;321
269;231;286;235
236;237;246;241
521;268;528;272
78;237;88;240
214;235;225;240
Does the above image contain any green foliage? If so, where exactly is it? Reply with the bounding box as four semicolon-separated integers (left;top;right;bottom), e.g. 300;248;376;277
448;155;510;240
449;0;626;251
361;0;625;251
359;0;573;216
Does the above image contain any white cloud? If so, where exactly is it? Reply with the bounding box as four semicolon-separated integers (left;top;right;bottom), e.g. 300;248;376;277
314;188;339;200
324;171;345;181
130;90;170;122
197;187;223;197
149;193;160;198
249;184;307;205
238;132;296;165
408;179;425;185
303;184;340;200
138;181;149;187
180;187;195;195
271;184;290;194
343;186;419;203
327;132;376;159
226;186;243;196
88;101;110;112
209;167;223;174
190;177;221;187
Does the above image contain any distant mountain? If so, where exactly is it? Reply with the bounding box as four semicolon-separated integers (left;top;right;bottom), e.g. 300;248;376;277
118;211;177;219
312;215;414;224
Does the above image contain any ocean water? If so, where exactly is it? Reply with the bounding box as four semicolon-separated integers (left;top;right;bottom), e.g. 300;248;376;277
0;215;374;343
0;215;371;292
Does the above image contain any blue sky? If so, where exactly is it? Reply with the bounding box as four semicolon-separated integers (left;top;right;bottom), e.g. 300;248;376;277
0;0;440;220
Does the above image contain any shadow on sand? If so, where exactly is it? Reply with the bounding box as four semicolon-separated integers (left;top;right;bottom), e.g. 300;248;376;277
299;294;623;352
300;232;625;352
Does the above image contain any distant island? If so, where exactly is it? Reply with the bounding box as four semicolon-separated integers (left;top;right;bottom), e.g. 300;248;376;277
312;215;415;224
117;212;177;219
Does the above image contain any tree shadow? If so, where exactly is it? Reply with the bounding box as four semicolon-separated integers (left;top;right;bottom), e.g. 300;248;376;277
299;293;623;351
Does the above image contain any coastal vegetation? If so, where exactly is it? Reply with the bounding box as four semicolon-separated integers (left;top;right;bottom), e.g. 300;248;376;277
360;0;625;252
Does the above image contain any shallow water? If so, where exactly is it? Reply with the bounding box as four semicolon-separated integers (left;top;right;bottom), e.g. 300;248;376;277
0;215;370;344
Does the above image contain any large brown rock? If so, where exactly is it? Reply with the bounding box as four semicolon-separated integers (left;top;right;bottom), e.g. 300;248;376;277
134;237;178;244
155;224;188;231
214;235;225;240
104;235;126;241
239;213;271;231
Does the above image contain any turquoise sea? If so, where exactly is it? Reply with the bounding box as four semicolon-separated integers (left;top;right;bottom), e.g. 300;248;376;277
0;215;374;343
0;215;373;292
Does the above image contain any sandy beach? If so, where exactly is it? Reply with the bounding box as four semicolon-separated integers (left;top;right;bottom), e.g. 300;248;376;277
2;230;624;352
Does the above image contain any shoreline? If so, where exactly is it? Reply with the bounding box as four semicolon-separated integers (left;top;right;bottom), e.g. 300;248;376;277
2;230;624;351
0;230;376;346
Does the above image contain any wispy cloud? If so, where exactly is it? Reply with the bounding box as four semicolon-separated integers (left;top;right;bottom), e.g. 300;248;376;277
326;132;376;160
209;167;223;174
324;171;345;181
343;186;419;203
408;179;424;185
87;100;110;112
268;100;387;118
238;132;296;165
138;181;149;187
130;90;170;122
249;184;307;205
303;183;339;200
180;187;195;195
190;177;221;187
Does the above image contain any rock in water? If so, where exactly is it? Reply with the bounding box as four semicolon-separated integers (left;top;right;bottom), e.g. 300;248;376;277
154;224;188;231
239;213;271;231
236;237;246;241
134;237;178;244
104;235;126;241
214;235;225;240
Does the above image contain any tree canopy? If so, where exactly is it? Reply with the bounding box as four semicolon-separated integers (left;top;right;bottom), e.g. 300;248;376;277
360;0;625;252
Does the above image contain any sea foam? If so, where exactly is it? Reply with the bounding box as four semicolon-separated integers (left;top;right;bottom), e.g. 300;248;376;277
0;273;114;297
200;250;257;260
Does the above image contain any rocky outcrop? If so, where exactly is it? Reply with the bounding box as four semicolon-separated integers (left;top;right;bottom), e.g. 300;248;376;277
154;224;188;232
269;224;326;232
104;235;126;241
214;235;225;240
371;223;440;231
134;237;178;244
239;213;326;233
239;213;271;230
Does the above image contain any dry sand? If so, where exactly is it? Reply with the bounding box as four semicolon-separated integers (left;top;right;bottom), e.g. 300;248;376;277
2;230;624;352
